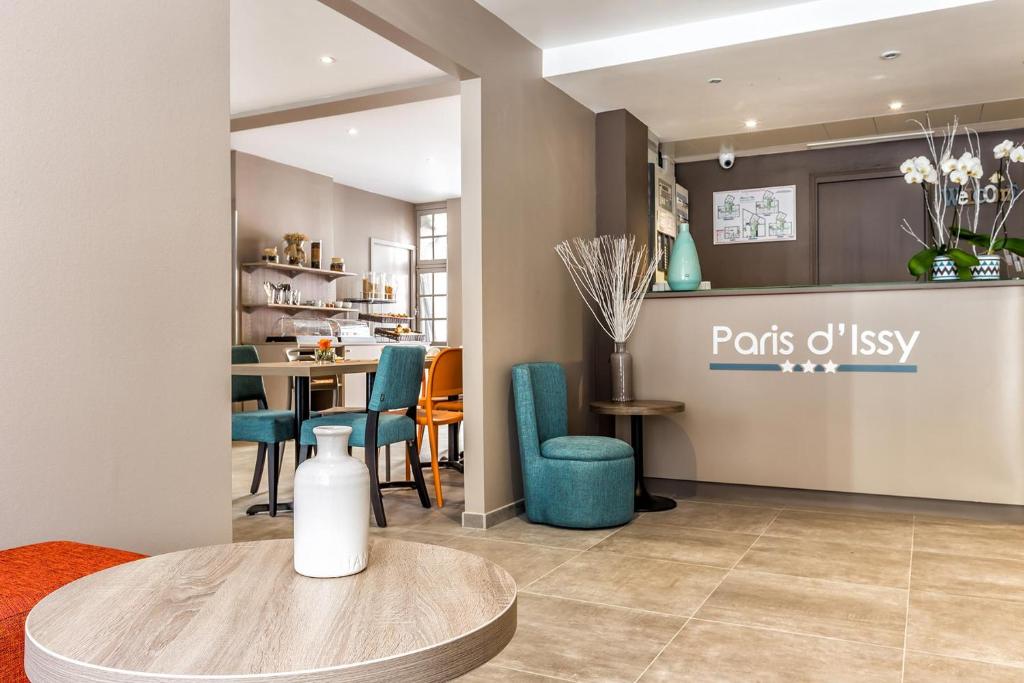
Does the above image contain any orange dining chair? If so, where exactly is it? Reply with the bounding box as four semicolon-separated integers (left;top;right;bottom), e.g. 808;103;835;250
413;347;463;506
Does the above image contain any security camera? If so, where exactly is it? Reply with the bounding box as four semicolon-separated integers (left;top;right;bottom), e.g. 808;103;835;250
719;151;736;170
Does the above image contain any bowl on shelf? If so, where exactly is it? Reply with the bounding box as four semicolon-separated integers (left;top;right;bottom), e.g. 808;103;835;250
335;301;352;309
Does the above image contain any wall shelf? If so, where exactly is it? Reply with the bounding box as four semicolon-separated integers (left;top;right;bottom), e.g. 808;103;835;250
243;302;358;315
241;262;357;281
359;312;414;323
342;297;397;304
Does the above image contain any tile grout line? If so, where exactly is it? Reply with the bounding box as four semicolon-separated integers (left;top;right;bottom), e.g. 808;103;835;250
687;616;904;651
485;663;576;681
519;521;633;590
905;646;1024;671
629;507;784;683
900;515;916;682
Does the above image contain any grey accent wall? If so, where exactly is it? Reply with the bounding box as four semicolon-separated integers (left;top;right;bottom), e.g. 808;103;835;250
676;128;1024;288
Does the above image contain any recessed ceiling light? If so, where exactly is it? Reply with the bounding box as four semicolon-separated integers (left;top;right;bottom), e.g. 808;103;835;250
707;77;723;85
320;55;336;64
889;101;904;111
347;127;358;136
744;119;758;129
880;49;901;61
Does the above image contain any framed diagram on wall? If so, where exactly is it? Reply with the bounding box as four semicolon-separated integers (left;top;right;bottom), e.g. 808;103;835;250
713;185;796;245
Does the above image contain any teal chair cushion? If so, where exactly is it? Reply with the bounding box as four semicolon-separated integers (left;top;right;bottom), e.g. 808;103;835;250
301;412;415;448
232;410;295;444
541;436;633;462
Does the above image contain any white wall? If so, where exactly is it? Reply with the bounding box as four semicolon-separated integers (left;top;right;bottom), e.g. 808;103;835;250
0;1;231;553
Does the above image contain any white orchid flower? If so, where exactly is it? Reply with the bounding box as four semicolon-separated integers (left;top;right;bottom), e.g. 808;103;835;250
991;172;1003;184
994;140;1014;159
923;167;938;184
904;169;925;184
913;156;933;173
900;158;916;174
1011;145;1024;164
940;155;958;175
953;152;983;182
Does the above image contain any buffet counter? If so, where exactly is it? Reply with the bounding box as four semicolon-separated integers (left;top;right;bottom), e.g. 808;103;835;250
628;280;1024;505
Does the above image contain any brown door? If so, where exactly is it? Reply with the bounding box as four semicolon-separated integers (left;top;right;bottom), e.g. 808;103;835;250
817;174;927;285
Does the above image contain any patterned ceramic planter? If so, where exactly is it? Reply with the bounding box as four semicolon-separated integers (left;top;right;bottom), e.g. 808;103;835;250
970;254;1001;280
929;255;958;281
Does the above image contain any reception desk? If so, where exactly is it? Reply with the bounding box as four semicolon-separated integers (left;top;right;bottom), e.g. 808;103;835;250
627;280;1024;505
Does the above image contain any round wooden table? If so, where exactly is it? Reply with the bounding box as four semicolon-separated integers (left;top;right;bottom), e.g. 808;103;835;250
591;399;685;512
25;538;517;683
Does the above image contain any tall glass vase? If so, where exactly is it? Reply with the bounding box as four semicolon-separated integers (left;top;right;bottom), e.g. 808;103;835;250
667;223;701;291
610;342;634;402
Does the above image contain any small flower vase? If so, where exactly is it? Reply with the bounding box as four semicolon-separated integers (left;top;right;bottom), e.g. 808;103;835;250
667;223;701;291
314;347;336;363
293;425;369;578
610;342;634;402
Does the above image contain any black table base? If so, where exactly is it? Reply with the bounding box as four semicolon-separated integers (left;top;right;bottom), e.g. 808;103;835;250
630;414;677;513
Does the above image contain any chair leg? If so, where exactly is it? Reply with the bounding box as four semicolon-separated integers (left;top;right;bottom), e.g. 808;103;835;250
250;442;267;495
267;442;280;517
427;424;444;507
287;377;293;411
407;439;432;509
365;437;387;528
274;443;284;489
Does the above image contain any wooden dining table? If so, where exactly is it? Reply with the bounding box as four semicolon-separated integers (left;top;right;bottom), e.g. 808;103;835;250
231;358;431;515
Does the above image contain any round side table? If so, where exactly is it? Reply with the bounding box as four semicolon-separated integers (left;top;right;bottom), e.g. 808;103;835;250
590;399;685;512
25;538;517;683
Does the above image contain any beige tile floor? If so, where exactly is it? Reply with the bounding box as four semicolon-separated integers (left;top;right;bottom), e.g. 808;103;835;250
232;444;1024;682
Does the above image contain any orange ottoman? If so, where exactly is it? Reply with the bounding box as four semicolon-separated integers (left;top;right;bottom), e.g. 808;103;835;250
1;541;145;682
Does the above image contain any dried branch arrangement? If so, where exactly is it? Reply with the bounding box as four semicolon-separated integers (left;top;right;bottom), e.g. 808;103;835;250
555;235;658;343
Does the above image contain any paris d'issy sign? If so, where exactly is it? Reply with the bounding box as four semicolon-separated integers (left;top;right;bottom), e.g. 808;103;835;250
710;324;920;374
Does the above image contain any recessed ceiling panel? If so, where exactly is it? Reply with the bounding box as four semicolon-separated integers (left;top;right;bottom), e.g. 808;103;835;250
546;1;1024;141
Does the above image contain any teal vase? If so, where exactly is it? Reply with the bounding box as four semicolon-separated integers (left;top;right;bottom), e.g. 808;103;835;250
667;223;701;291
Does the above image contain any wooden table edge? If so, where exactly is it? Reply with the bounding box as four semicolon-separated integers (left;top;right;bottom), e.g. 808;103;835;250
24;539;518;683
589;400;685;416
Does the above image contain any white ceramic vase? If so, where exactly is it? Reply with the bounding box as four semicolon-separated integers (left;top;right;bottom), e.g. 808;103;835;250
293;425;369;578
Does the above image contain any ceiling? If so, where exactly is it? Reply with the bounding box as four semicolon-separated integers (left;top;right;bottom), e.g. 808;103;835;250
478;0;1024;148
475;0;796;49
230;0;447;116
231;97;461;204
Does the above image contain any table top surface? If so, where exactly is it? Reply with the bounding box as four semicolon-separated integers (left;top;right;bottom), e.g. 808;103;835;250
25;538;517;683
231;358;432;377
590;399;686;416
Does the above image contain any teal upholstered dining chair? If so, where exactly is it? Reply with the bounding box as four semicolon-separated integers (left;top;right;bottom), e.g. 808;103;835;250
298;345;431;527
512;362;634;528
232;345;296;517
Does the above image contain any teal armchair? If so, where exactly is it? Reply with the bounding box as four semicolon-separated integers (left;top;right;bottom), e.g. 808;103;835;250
512;362;634;528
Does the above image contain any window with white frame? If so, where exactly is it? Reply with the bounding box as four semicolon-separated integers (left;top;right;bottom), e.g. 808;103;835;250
416;208;447;345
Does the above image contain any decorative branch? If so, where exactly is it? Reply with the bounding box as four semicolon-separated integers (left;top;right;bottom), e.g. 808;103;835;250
555;235;658;344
